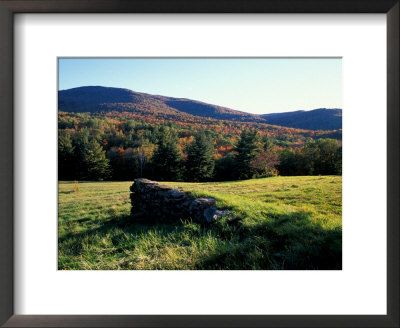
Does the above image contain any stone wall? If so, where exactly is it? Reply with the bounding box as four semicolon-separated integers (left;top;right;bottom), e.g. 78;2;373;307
130;179;227;224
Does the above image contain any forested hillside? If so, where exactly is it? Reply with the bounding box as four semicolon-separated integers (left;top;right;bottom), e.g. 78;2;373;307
58;86;342;182
59;86;342;131
261;108;342;131
58;111;342;181
59;86;265;123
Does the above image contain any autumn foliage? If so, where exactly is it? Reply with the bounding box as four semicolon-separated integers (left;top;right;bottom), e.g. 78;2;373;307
58;111;342;181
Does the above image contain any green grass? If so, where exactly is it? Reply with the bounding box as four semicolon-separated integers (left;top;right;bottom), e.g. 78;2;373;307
58;176;342;270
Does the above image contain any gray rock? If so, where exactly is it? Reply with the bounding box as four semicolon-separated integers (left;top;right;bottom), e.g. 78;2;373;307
130;179;228;224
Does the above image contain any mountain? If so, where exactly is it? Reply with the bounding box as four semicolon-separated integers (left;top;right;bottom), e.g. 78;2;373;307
58;86;265;123
58;86;342;131
261;108;342;131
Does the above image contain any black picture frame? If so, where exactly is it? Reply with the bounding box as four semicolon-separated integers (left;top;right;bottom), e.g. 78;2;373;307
0;1;398;327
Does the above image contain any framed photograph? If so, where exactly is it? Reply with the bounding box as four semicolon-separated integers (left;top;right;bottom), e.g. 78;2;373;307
0;0;398;327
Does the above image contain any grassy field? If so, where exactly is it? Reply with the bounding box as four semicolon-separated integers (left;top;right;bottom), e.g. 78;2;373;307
58;176;342;270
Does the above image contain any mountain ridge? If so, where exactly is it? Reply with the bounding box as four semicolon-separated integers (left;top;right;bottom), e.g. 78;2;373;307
261;108;342;131
58;86;342;131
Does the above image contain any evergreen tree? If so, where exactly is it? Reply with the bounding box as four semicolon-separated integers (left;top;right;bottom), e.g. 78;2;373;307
261;134;273;151
185;131;215;181
152;127;183;181
82;139;111;180
214;152;236;181
71;129;90;179
235;129;260;180
58;132;75;179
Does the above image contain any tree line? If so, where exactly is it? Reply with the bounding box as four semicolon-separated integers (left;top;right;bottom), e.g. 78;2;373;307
58;113;342;181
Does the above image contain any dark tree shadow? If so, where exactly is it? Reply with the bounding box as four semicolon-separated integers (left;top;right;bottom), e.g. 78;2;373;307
59;213;181;246
59;210;342;270
196;211;342;270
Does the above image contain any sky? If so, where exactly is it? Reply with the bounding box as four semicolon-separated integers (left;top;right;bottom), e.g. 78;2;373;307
58;58;342;114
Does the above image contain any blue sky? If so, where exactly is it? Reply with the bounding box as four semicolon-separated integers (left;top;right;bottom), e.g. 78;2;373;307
58;58;342;114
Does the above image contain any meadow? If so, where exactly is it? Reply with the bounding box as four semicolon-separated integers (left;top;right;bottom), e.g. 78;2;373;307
58;176;342;270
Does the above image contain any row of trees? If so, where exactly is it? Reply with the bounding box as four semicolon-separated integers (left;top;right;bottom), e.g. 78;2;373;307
59;121;342;181
278;138;342;176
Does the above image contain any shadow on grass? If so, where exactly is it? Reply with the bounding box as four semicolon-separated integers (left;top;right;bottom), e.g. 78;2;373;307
198;211;342;270
58;214;193;261
59;210;341;270
59;214;164;246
